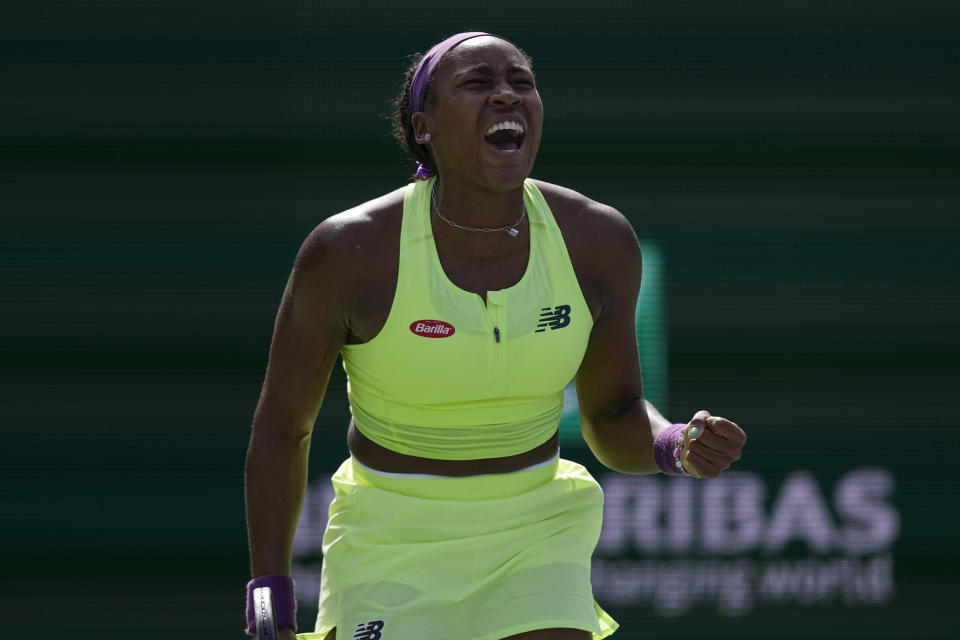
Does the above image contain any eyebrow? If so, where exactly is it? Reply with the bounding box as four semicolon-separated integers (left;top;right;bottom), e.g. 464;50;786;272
454;63;534;78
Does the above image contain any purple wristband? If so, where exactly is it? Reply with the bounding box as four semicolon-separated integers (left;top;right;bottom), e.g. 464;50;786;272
245;574;296;635
654;423;692;476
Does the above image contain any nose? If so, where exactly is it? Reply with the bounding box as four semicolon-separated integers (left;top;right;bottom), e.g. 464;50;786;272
489;80;521;106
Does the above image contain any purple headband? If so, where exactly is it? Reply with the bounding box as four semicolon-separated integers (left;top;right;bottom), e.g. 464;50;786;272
410;31;492;114
410;32;493;178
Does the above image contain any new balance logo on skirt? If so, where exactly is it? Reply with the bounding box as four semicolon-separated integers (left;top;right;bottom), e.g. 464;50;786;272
354;620;385;640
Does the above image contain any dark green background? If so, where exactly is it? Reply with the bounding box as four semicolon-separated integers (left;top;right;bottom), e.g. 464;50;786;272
3;1;958;638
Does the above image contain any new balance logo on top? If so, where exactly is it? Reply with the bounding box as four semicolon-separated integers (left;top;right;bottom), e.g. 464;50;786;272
535;304;572;332
354;620;385;640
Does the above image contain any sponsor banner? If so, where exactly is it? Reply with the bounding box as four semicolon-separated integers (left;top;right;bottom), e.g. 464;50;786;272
291;466;899;616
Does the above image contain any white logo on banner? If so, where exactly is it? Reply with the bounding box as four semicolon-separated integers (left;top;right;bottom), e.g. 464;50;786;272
592;468;899;616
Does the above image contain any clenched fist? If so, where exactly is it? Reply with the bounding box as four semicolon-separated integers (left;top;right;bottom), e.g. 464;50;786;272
680;410;746;478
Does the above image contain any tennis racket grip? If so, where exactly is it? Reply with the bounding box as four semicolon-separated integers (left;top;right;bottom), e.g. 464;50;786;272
253;586;279;640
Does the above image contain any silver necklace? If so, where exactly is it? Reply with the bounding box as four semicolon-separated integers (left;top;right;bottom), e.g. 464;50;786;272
431;185;526;238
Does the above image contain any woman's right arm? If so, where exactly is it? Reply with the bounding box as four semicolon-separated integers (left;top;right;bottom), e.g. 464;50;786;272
245;219;353;581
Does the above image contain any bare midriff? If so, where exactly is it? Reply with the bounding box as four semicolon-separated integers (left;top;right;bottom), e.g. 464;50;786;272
347;421;561;476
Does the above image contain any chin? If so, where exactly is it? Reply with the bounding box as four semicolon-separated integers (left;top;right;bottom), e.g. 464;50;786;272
478;170;530;193
479;156;537;190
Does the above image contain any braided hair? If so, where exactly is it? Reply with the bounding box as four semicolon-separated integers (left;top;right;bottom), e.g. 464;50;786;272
390;54;435;181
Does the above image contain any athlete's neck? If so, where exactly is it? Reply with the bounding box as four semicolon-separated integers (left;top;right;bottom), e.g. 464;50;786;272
432;177;526;231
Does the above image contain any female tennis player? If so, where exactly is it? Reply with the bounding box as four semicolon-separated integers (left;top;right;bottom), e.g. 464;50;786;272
245;32;746;640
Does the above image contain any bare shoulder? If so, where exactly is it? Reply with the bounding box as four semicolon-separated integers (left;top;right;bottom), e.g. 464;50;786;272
299;186;405;262
531;179;641;316
295;186;405;284
530;179;639;252
290;186;405;342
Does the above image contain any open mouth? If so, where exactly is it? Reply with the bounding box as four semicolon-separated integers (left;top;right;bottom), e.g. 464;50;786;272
483;120;525;153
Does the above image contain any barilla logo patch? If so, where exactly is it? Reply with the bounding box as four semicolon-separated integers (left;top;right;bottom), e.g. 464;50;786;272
410;319;455;338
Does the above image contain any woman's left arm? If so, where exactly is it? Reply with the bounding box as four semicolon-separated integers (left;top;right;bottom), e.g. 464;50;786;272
573;205;746;478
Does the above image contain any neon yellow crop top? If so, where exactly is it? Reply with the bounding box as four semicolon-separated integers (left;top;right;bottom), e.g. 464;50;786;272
340;178;593;460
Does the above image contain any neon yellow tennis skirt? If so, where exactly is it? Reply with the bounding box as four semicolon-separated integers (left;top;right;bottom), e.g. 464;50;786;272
295;456;617;640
